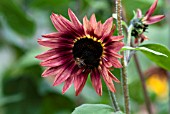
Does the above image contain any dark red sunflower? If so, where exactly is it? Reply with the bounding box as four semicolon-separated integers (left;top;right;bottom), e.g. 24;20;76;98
36;9;124;96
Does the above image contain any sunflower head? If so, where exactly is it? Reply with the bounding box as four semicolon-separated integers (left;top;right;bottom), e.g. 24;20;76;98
130;0;165;44
36;9;124;96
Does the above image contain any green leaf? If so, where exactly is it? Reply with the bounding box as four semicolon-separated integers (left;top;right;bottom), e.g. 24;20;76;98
121;46;167;57
0;0;35;36
140;44;170;71
72;104;115;114
121;44;170;70
138;47;168;57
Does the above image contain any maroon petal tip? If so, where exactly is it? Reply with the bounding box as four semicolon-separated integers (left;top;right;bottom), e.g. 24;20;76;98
35;55;41;59
145;0;158;19
144;15;165;25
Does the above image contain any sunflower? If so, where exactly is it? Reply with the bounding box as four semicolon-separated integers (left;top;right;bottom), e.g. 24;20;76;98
131;0;165;43
36;9;124;96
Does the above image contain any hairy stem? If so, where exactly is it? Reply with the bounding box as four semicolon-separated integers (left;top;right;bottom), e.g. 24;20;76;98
134;54;152;114
116;0;123;36
116;0;130;114
107;87;120;111
126;25;134;64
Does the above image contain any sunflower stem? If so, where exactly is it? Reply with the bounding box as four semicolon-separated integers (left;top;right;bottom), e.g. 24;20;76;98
107;87;120;111
115;0;130;114
133;53;153;114
127;25;133;47
126;25;134;64
116;0;123;36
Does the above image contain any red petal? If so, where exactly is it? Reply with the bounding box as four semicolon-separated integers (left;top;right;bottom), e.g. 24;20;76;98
68;9;82;29
40;55;72;67
102;57;112;68
62;65;83;94
59;15;84;37
106;42;124;52
144;15;165;25
36;49;71;60
42;32;62;38
110;36;124;41
102;17;113;36
83;16;93;36
108;71;120;83
137;9;142;18
91;69;102;96
90;14;97;29
105;55;122;68
42;66;60;77
53;61;75;86
50;13;64;32
35;48;57;60
104;50;123;58
74;70;90;96
94;21;103;38
145;0;158;19
62;77;74;94
37;39;72;48
99;66;116;92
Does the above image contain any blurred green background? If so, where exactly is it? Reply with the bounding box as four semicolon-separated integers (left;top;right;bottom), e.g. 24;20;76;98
0;0;169;114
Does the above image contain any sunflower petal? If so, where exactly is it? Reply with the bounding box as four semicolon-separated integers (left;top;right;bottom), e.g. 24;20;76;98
137;9;142;18
91;69;102;96
50;13;64;32
83;16;93;36
99;66;116;92
74;70;89;96
106;42;124;52
68;9;82;29
62;77;74;94
94;21;103;38
35;48;57;60
110;36;124;41
53;61;75;86
102;17;113;36
105;55;122;68
90;14;97;29
38;39;72;48
40;55;72;67
36;49;71;61
102;57;112;68
144;15;165;25
145;0;158;19
42;32;63;38
108;71;120;83
42;66;60;77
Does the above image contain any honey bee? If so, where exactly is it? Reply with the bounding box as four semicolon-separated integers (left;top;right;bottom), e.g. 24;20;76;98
75;57;86;68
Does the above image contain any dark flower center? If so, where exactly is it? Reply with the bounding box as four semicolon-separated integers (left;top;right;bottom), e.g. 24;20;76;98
131;18;148;38
73;38;103;69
